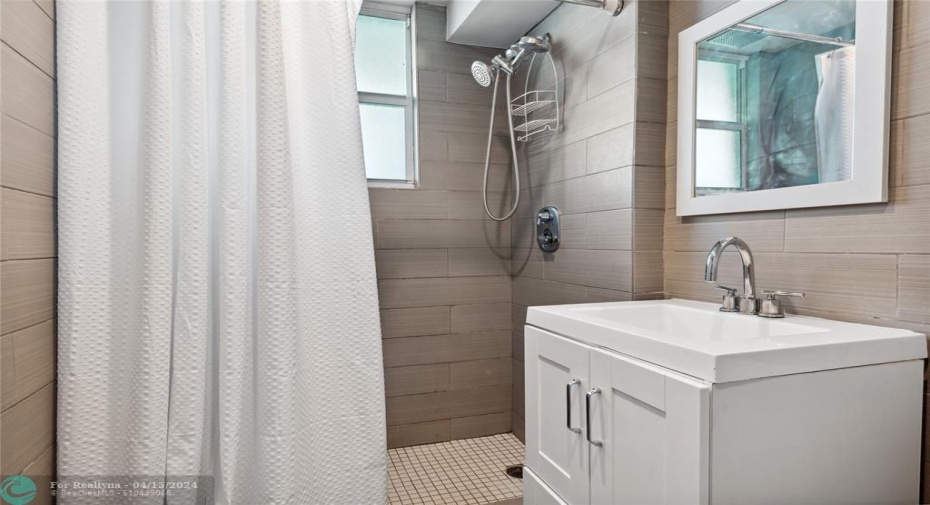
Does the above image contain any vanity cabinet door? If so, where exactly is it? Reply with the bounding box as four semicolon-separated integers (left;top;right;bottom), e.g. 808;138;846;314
588;348;711;505
525;327;591;505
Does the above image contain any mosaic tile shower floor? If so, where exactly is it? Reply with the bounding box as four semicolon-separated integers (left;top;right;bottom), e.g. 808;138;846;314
387;433;524;505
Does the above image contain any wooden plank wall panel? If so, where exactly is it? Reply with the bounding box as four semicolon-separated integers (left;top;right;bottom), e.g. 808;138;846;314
374;5;513;448
662;0;930;497
508;0;669;442
0;0;58;488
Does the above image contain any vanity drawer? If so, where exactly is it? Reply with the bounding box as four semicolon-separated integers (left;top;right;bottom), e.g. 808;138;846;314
609;351;666;411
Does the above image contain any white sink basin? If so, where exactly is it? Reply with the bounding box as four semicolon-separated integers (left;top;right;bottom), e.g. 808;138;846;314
569;303;825;341
527;299;926;382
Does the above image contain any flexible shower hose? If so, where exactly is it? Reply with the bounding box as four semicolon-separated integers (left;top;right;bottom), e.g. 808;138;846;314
482;70;522;222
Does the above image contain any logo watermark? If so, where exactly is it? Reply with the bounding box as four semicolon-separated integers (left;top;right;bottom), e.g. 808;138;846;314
0;476;36;505
50;476;212;502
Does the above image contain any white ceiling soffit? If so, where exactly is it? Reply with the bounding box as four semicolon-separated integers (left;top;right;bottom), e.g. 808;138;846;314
446;0;559;49
371;0;450;6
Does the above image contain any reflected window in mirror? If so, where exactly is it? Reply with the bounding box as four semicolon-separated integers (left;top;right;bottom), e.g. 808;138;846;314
689;0;864;199
696;56;746;193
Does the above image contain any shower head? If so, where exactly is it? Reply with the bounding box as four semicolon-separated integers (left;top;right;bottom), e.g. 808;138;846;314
470;34;551;87
471;61;496;87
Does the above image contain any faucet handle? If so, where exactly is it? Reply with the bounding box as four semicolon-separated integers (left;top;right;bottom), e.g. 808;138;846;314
758;290;805;318
714;284;737;294
760;290;805;299
713;285;740;313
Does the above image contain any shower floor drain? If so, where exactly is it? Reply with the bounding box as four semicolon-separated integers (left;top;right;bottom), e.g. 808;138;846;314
505;464;523;479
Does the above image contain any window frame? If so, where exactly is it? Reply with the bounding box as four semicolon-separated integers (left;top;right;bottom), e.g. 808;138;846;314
695;50;749;192
357;3;419;189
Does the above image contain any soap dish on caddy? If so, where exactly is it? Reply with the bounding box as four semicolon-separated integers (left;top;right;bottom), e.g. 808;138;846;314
511;90;558;142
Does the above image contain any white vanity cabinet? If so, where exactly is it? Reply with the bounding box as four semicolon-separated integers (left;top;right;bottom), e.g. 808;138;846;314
522;300;927;505
526;327;710;505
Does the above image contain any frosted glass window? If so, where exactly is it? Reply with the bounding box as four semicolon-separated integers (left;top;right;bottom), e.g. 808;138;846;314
697;59;738;122
696;128;742;188
356;9;414;185
359;103;407;181
355;15;408;96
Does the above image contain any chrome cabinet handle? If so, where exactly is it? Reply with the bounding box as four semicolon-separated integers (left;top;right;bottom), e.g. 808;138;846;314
586;387;603;447
566;379;581;433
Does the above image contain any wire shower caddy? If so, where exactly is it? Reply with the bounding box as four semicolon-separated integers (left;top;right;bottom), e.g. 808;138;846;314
510;50;562;142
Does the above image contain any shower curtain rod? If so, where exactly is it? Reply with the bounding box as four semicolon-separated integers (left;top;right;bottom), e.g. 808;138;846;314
733;23;855;48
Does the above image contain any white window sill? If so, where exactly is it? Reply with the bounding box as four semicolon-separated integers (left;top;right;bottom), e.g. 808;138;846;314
367;180;417;189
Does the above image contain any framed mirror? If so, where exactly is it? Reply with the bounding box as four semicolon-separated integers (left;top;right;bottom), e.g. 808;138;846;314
676;0;892;216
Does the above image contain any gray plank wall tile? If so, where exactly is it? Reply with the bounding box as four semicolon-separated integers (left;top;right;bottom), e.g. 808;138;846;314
890;115;930;187
374;249;448;279
1;45;55;137
450;412;512;440
376;5;516;446
1;116;56;197
385;364;450;398
663;0;930;489
385;385;511;426
586;124;634;174
1;188;56;260
451;303;512;333
447;191;512;221
0;0;57;477
447;247;512;277
369;188;447;220
1;0;56;78
382;331;511;368
450;357;512;389
509;0;668;442
380;306;451;339
898;255;930;324
379;276;511;309
387;420;449;448
376;219;510;250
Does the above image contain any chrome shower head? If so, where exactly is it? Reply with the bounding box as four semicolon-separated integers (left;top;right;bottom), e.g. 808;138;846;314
470;34;550;87
471;60;496;87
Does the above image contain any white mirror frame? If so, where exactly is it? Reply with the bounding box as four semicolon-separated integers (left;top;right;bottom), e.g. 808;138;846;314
676;0;892;217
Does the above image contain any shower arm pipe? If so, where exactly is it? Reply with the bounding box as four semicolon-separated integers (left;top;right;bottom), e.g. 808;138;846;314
553;0;622;16
732;23;855;48
482;70;521;222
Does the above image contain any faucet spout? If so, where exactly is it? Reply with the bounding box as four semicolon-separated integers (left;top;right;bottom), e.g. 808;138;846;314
705;237;758;313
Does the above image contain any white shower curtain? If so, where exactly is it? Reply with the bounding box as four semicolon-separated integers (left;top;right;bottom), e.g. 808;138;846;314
815;46;856;183
56;1;387;503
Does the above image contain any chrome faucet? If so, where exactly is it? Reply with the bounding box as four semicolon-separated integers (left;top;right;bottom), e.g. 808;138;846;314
705;237;758;315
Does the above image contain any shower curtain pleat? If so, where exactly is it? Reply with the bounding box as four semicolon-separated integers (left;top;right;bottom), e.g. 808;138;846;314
213;2;258;503
56;1;387;503
166;0;213;490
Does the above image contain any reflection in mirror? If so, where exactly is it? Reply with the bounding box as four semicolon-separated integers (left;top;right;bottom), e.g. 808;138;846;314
693;0;856;196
